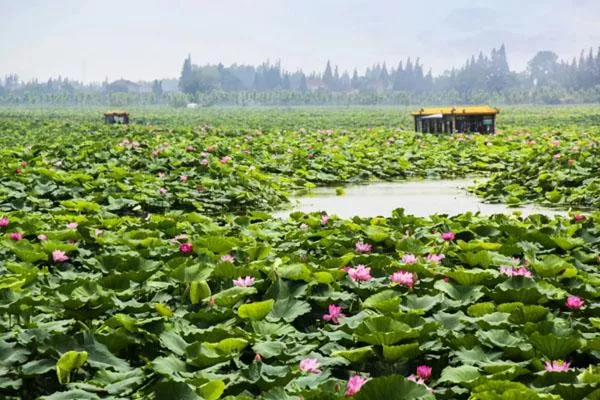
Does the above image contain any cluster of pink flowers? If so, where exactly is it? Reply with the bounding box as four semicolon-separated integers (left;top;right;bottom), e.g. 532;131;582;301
10;232;23;241
345;375;368;397
401;254;417;264
390;270;415;287
221;254;235;263
545;360;570;372
565;295;584;310
441;231;455;241
179;243;193;254
52;250;69;263
0;217;9;228
233;276;255;287
355;241;372;253
346;265;372;282
323;304;345;324
299;358;321;374
499;266;533;278
407;365;433;392
426;253;445;263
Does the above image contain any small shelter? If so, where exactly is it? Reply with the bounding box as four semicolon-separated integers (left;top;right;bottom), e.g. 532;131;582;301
104;111;130;124
412;106;499;133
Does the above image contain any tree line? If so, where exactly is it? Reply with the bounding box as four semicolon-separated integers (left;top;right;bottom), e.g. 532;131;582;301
2;45;600;106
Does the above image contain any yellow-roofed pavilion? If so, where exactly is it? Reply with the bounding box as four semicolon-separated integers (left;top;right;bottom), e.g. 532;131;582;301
412;105;499;133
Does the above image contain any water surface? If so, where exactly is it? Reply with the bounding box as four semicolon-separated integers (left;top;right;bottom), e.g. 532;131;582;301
273;179;567;219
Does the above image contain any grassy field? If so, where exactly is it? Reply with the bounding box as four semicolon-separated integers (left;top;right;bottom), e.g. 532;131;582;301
0;106;599;399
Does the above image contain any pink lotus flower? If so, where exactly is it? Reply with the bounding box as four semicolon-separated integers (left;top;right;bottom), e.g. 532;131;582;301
186;145;195;152
9;232;23;241
158;172;166;178
300;223;309;229
299;358;321;374
66;222;78;230
179;175;188;182
355;241;372;253
131;141;140;148
52;250;69;263
254;353;263;362
416;365;432;380
545;360;570;372
179;243;193;254
347;265;372;282
345;375;367;397
401;254;417;264
441;231;455;241
574;214;585;222
221;254;235;263
323;304;345;324
390;270;415;287
206;146;214;152
499;266;533;278
200;159;209;166
426;254;445;263
158;187;168;194
568;159;576;166
233;276;255;287
565;295;584;309
0;217;8;227
55;161;63;167
220;156;231;164
553;153;561;159
95;229;104;236
321;215;330;225
37;234;48;241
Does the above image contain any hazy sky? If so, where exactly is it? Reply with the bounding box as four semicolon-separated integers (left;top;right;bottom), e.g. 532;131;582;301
2;0;600;83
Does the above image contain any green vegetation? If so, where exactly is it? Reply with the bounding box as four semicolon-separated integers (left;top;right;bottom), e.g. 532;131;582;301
0;106;599;399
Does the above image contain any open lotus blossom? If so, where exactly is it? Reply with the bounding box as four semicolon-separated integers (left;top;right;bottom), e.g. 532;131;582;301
221;254;235;263
179;175;188;182
401;254;418;264
441;231;455;241
300;223;309;229
66;222;78;230
37;234;48;241
347;265;372;282
545;360;570;372
345;375;368;397
0;217;9;227
390;270;415;287
52;250;69;263
355;241;372;253
426;253;445;263
553;153;561;159
200;159;209;166
565;295;584;309
220;156;232;164
9;232;23;241
499;266;533;278
55;161;63;167
321;215;330;225
158;187;168;194
323;304;345;324
299;358;321;374
179;243;193;254
416;365;432;380
233;276;255;287
186;145;195;152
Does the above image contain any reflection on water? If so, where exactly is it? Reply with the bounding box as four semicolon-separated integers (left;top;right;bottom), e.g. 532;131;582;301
273;179;568;219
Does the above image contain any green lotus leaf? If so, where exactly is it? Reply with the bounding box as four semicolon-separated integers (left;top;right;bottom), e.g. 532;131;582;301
238;299;275;321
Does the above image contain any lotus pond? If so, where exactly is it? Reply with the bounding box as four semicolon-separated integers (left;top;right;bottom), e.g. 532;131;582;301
0;106;599;400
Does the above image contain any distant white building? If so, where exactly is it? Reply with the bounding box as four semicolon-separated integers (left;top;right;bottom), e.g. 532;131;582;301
187;103;199;109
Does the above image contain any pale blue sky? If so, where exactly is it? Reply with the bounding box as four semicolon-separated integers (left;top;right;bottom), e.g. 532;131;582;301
1;0;600;82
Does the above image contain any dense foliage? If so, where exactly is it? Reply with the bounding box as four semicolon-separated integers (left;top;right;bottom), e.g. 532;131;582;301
0;106;599;399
